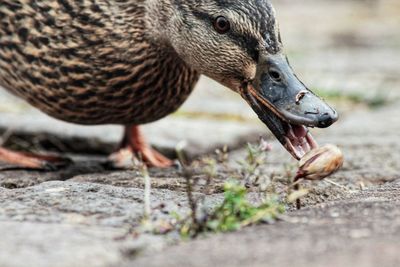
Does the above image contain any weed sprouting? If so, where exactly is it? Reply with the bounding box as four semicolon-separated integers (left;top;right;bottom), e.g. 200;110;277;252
173;140;284;238
205;180;284;233
238;140;272;188
136;139;306;239
176;178;284;238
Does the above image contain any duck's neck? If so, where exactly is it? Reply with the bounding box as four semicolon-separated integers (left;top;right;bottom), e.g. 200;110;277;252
143;0;178;46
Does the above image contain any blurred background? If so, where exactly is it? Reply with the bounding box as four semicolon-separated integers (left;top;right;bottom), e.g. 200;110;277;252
0;0;399;158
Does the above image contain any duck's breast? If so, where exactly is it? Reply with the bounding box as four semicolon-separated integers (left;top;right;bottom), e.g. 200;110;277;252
0;0;199;125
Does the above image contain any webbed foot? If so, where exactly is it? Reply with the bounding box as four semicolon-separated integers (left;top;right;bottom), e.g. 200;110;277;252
0;147;72;171
108;125;173;169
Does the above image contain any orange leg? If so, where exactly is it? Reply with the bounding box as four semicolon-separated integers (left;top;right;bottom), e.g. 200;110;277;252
0;147;71;170
109;125;173;168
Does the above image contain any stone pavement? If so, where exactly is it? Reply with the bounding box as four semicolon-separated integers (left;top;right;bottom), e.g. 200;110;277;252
0;101;400;267
0;0;399;266
129;181;400;267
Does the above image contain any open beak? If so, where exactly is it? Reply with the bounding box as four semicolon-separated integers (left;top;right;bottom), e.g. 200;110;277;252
241;53;338;160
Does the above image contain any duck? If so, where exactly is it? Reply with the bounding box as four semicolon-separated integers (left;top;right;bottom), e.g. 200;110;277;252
0;0;338;169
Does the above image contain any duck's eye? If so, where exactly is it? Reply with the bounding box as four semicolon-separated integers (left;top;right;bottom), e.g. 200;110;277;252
213;16;230;34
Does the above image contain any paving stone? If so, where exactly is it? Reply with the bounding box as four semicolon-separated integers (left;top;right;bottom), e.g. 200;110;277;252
127;181;400;267
0;157;106;189
0;222;138;267
0;181;224;267
0;181;189;267
0;181;190;227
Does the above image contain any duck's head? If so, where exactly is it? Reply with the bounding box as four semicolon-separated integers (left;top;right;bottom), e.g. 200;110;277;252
147;0;338;159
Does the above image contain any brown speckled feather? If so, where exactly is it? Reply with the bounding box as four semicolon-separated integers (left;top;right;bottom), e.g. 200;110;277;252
0;0;200;125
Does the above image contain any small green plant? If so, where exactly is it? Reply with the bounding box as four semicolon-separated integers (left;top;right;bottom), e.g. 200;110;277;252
205;180;284;233
177;179;284;238
175;142;284;238
238;139;272;188
137;140;286;238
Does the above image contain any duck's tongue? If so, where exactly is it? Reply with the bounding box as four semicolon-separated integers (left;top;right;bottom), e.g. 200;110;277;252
284;124;319;160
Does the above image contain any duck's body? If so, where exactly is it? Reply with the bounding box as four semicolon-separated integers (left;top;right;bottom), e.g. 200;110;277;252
0;0;199;125
0;0;338;169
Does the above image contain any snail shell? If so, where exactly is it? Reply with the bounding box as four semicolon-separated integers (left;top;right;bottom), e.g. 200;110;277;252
296;144;344;181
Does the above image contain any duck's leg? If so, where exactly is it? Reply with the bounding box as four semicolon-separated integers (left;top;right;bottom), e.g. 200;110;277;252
0;147;71;170
109;125;173;168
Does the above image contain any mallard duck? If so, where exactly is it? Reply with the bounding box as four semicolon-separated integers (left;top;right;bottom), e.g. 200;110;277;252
0;0;338;169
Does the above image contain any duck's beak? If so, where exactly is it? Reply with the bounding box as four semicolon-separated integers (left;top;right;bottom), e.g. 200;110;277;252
241;53;338;160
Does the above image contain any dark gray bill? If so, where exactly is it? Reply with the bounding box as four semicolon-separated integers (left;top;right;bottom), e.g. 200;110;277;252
242;54;338;160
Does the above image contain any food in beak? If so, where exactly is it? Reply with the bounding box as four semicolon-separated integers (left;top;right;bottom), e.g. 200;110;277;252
293;144;344;209
295;144;344;181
